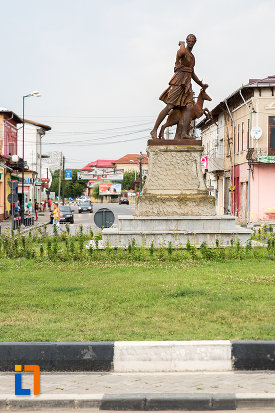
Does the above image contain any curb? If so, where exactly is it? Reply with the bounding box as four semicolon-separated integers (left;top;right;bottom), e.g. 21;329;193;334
0;341;275;372
0;393;275;410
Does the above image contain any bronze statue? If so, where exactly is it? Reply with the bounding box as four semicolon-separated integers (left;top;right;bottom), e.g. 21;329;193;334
150;34;208;140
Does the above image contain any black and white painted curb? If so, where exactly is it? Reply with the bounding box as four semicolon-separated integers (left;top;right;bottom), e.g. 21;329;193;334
0;393;275;410
0;340;274;371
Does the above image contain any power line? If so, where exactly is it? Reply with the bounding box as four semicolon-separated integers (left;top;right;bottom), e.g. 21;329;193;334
42;129;150;145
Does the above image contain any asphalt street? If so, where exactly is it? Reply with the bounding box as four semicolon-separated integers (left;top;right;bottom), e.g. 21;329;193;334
46;202;135;235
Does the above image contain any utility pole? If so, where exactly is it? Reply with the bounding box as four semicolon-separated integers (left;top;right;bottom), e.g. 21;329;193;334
139;152;143;191
62;155;65;205
58;152;62;202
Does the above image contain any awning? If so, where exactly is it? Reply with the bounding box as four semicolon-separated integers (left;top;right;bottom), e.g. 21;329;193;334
11;174;23;181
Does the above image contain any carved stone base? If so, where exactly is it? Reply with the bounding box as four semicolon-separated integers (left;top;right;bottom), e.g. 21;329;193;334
136;193;215;217
135;143;215;217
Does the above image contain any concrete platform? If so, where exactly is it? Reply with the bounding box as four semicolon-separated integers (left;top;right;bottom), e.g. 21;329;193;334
102;215;252;247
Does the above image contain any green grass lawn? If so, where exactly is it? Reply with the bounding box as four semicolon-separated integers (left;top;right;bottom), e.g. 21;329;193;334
0;257;274;341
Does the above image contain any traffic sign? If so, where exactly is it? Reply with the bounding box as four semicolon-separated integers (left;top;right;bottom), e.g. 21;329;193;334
94;208;115;228
65;169;72;180
7;193;18;203
8;181;18;189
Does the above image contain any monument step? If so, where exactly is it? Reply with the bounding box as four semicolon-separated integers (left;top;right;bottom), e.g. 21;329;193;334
117;215;247;232
102;229;251;248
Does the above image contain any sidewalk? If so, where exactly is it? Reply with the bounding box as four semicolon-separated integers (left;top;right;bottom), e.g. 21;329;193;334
0;372;275;410
0;211;51;234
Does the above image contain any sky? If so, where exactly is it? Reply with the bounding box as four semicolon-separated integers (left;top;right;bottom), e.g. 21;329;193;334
1;0;274;169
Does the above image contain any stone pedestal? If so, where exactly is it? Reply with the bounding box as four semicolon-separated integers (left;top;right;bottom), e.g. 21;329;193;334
101;140;252;248
136;141;215;216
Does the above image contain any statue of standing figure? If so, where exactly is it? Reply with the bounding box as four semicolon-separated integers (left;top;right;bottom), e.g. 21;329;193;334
150;34;209;140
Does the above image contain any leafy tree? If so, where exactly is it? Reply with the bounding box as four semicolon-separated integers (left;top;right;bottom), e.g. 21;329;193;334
122;171;136;190
92;184;103;201
49;170;87;199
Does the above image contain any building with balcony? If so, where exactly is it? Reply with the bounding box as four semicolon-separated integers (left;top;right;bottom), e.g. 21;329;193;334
198;75;275;222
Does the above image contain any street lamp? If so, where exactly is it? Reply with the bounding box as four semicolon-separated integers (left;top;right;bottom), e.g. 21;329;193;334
21;91;41;224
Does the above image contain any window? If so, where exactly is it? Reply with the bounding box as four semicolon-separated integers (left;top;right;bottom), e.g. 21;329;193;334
269;116;275;155
247;119;250;148
241;122;244;151
237;124;240;153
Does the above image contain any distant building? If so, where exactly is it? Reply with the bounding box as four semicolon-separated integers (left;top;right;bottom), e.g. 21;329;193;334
198;75;275;222
113;153;148;175
80;160;115;173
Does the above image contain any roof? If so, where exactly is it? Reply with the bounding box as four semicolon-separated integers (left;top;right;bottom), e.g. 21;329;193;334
114;154;148;164
80;159;116;171
0;108;22;124
23;119;51;131
197;74;275;130
248;75;275;86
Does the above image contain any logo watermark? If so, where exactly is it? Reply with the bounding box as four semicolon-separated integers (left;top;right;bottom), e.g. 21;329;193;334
15;365;40;395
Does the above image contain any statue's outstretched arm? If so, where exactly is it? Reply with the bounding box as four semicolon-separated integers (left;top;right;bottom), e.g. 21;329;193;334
192;71;208;89
177;41;186;57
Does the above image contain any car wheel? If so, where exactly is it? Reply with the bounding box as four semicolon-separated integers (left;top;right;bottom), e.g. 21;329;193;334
79;211;81;214
71;218;74;224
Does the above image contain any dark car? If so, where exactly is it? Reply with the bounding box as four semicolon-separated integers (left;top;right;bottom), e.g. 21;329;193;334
78;201;93;213
119;196;129;205
50;205;74;224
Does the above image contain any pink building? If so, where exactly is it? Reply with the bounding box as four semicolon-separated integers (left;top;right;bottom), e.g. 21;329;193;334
199;75;275;223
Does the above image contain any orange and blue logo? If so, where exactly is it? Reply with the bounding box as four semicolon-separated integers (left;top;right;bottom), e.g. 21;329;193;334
15;365;40;395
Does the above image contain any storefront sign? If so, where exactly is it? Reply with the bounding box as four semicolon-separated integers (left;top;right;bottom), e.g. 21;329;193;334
257;156;275;163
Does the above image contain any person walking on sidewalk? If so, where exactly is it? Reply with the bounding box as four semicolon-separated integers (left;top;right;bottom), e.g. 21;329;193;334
34;199;39;221
27;199;32;215
52;202;65;233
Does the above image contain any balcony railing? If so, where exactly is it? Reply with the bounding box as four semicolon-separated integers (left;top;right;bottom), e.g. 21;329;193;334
246;147;268;163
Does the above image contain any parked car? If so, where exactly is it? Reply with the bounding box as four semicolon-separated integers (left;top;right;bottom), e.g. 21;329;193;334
119;196;129;205
78;201;93;213
76;196;90;204
50;205;74;224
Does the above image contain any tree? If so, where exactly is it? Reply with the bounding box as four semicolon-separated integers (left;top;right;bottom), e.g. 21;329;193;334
49;170;87;199
122;171;136;190
92;184;103;201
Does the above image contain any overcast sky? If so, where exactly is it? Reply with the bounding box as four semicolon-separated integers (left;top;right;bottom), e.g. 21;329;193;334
1;0;274;169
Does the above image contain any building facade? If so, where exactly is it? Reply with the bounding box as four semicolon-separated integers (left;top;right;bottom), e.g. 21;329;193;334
17;119;51;204
199;75;275;223
113;153;148;175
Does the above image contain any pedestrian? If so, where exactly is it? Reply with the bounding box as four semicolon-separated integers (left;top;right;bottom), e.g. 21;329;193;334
52;202;65;233
14;201;20;218
34;199;39;221
43;200;47;212
48;199;52;211
27;199;32;215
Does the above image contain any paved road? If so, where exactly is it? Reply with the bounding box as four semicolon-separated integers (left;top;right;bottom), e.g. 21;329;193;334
47;202;135;235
